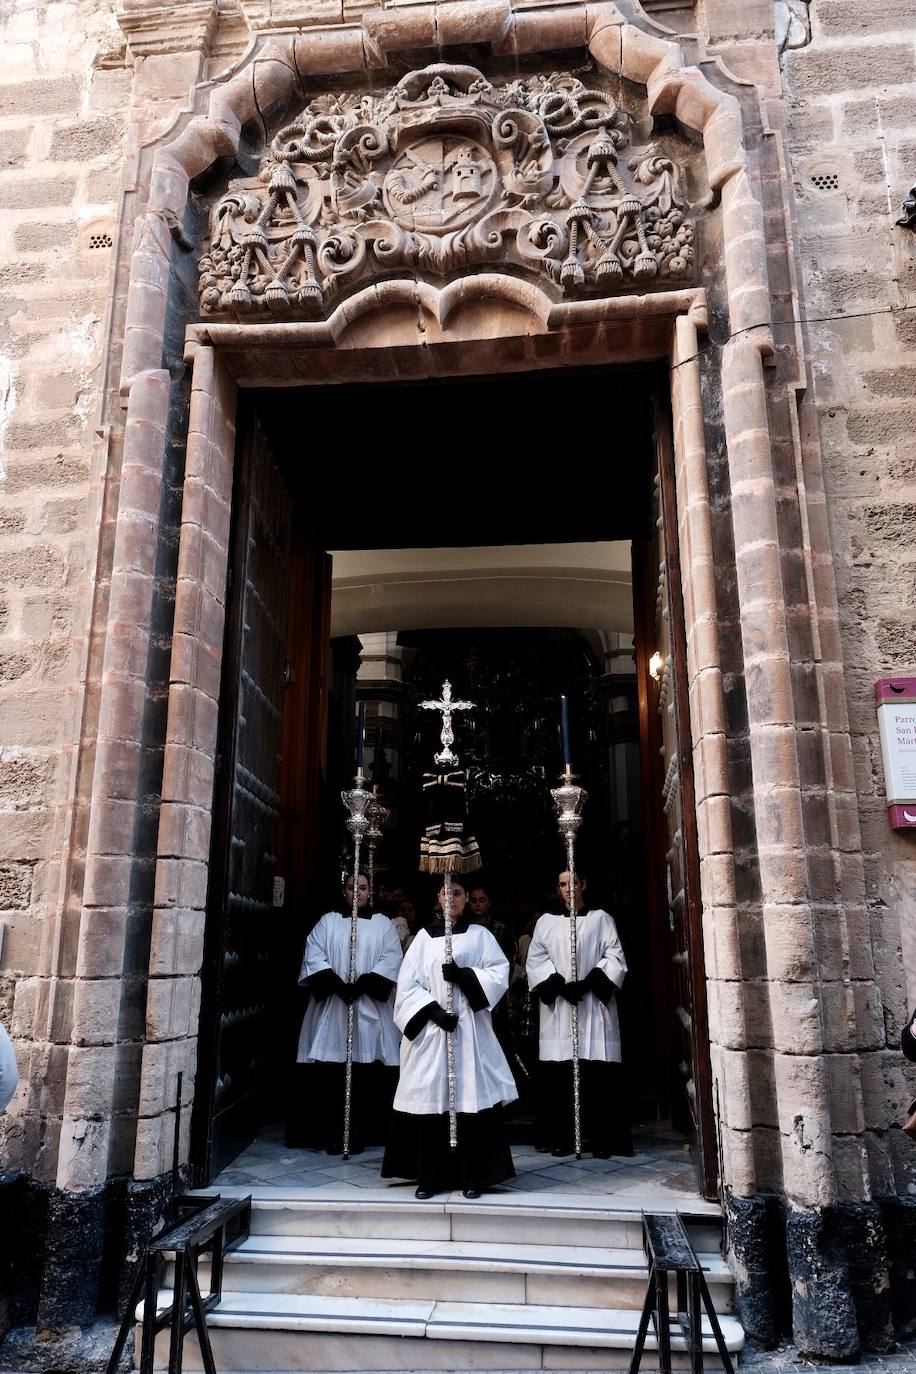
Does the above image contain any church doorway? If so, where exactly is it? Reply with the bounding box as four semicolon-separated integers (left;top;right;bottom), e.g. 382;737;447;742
188;364;716;1200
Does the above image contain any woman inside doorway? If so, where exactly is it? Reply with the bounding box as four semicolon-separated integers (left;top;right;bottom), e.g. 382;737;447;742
382;875;518;1198
289;871;403;1155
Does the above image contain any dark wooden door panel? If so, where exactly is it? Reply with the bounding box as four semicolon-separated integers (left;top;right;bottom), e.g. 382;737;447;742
193;412;293;1181
633;395;717;1201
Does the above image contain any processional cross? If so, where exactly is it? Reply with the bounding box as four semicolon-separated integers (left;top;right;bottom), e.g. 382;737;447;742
420;679;475;766
418;678;475;1152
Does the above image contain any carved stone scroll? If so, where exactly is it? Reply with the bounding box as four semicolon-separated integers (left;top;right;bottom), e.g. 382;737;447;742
198;64;695;317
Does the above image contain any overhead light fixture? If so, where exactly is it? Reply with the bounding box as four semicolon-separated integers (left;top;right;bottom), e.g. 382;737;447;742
649;651;663;682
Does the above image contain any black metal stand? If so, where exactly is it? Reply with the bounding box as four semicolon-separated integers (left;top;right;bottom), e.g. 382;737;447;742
106;1194;251;1374
629;1212;734;1374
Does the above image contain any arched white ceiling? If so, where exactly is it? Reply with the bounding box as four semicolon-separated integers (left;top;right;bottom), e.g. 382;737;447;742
329;542;634;637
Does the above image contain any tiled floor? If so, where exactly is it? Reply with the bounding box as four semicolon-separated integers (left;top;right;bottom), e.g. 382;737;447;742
214;1122;700;1203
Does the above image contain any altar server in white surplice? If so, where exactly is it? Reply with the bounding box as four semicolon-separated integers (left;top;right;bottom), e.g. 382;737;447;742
382;875;518;1199
288;871;402;1155
526;870;631;1159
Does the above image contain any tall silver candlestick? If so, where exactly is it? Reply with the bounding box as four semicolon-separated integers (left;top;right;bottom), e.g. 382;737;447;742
366;791;389;909
341;771;372;1160
550;767;588;1159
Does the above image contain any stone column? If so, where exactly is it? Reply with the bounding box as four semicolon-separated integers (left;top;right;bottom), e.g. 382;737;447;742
720;332;891;1356
357;632;406;790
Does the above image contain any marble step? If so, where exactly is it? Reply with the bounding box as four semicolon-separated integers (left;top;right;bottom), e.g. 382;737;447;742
139;1290;745;1372
189;1234;732;1312
210;1188;723;1252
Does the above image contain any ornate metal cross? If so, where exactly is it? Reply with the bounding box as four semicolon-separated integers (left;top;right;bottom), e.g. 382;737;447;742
420;679;474;766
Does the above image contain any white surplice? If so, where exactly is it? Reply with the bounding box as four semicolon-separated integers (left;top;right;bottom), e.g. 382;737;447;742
525;909;627;1062
296;911;403;1065
392;923;519;1115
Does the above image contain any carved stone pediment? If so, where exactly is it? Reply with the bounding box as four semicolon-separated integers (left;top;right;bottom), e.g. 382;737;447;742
198;63;695;317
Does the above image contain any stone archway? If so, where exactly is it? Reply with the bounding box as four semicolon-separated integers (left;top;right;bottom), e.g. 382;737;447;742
62;1;885;1356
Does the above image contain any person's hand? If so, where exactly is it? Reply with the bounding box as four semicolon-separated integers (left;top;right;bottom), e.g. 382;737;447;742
339;981;358;1005
562;980;588;1004
442;960;459;982
429;1004;459;1032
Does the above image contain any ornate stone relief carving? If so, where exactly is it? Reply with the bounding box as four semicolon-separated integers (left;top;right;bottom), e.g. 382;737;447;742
198;63;695;316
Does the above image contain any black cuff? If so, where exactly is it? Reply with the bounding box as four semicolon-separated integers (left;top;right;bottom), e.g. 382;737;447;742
532;972;565;1006
585;967;616;1005
355;972;396;1002
902;1020;916;1063
309;968;346;1003
454;966;488;1012
404;1001;438;1041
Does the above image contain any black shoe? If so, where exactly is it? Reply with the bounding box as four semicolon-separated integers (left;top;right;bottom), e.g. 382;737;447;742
535;1143;551;1153
415;1186;436;1199
462;1188;482;1199
592;1148;612;1159
551;1143;575;1157
326;1141;344;1155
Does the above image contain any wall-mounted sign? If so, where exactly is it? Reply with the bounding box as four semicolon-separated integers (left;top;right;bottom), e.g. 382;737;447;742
876;678;916;830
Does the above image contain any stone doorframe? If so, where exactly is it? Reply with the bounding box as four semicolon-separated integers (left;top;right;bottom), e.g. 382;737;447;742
78;0;883;1353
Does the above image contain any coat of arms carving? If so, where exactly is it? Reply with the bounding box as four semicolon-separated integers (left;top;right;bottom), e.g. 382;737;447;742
198;64;695;317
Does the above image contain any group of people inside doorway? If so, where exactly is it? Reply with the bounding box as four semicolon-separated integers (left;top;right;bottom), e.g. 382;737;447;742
289;870;629;1199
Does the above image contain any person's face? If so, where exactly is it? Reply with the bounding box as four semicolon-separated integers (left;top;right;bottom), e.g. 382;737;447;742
378;882;391;904
397;899;417;929
390;886;407;905
469;888;492;921
558;872;586;909
438;882;468;917
345;875;371;909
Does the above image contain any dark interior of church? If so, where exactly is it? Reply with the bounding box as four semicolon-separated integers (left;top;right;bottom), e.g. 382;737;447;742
191;363;698;1179
311;626;660;1136
254;362;660;551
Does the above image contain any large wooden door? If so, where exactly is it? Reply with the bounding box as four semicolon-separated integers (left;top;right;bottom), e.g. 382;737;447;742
192;410;331;1182
634;394;718;1200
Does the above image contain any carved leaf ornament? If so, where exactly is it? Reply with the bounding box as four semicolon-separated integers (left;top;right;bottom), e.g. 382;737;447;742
198;64;695;316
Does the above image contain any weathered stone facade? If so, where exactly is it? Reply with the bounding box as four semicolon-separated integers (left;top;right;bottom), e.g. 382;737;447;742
0;0;915;1366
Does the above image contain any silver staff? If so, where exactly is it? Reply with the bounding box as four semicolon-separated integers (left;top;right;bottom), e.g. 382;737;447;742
420;681;474;1152
551;767;588;1159
440;875;459;1150
341;771;372;1160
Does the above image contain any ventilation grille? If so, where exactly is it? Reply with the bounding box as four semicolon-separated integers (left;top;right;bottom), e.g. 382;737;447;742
88;232;113;250
810;171;840;193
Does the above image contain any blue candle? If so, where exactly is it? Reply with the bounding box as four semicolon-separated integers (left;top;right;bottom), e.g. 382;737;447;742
356;700;366;773
371;727;382;785
561;695;571;769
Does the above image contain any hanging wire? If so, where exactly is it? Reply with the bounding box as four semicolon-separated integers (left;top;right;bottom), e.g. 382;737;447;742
670;300;916;371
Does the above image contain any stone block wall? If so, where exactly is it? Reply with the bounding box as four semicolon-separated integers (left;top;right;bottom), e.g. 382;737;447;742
0;0;130;1169
781;0;916;1194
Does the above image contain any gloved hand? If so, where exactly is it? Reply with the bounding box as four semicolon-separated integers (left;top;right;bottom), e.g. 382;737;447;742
562;980;588;1004
350;971;396;1002
442;960;475;990
429;1003;459;1032
532;972;565;1006
310;969;353;1004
